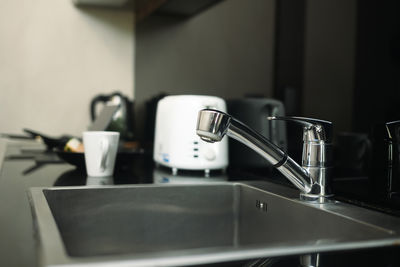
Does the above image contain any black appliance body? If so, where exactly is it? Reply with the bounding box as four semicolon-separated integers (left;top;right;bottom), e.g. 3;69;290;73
227;98;287;169
90;92;134;140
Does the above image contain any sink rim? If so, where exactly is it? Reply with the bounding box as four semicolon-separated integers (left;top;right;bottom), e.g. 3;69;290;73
28;181;400;267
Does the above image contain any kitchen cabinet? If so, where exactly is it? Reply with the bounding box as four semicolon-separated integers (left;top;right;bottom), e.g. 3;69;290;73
73;0;224;21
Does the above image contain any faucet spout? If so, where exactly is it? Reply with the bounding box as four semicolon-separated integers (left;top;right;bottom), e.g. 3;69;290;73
197;109;332;201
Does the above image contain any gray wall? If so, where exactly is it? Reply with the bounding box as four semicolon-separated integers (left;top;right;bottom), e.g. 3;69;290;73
135;0;358;138
0;0;134;137
303;0;357;134
135;0;276;138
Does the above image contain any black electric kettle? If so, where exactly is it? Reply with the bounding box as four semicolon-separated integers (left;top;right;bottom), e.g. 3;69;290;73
90;92;134;140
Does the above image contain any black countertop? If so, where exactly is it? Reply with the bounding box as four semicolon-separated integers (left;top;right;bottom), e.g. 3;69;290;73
0;139;400;267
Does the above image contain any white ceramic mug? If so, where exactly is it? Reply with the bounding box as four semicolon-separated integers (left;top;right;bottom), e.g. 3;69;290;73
83;131;120;177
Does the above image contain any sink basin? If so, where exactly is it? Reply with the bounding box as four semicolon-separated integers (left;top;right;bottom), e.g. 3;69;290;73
29;182;400;266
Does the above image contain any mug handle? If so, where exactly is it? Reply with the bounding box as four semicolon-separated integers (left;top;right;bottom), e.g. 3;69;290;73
99;139;109;172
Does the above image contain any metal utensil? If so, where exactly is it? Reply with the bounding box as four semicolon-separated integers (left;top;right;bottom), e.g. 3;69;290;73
23;129;73;150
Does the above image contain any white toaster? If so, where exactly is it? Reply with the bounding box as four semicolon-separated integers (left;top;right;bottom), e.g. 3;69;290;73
153;95;229;175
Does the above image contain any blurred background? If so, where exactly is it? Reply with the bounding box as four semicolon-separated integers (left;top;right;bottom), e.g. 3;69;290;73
0;0;134;136
0;0;399;141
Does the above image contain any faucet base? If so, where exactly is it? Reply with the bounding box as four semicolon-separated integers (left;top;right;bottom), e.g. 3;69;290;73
300;193;335;204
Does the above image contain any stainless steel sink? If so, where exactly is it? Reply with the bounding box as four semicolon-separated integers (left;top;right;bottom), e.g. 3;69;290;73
28;182;400;267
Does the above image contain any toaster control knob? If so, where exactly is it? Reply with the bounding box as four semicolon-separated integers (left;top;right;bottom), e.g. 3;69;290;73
203;148;216;161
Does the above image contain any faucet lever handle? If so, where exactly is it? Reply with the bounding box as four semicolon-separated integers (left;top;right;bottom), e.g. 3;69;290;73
268;116;332;142
385;120;400;141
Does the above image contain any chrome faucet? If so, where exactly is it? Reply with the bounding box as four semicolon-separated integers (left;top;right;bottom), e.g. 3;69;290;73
196;109;333;202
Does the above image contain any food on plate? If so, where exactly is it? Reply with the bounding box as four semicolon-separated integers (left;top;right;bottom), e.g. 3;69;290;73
64;138;84;153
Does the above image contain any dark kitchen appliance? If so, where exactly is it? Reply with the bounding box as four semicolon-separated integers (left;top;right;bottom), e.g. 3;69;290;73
334;132;372;178
371;120;400;198
90;92;134;140
227;98;287;169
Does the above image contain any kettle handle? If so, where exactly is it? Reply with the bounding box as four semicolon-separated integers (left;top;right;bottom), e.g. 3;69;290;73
90;92;124;121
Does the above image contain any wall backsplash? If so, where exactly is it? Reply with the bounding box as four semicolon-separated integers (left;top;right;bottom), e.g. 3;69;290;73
0;0;134;137
135;0;276;140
